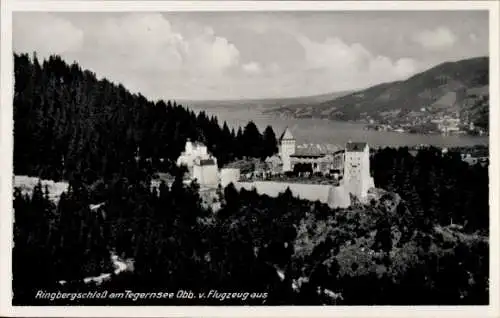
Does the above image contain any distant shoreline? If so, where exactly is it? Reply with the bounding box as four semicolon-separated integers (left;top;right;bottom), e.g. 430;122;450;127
186;106;489;149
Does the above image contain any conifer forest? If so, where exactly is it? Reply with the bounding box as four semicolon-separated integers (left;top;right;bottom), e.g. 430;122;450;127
12;53;489;305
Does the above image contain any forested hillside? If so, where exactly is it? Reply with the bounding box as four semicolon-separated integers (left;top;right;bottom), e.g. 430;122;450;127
13;147;489;305
14;53;278;182
12;53;489;305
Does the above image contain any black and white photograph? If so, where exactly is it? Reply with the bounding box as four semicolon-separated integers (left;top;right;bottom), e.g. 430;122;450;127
1;1;499;316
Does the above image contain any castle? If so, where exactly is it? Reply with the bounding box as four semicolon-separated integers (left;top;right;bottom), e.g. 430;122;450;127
275;127;374;200
343;141;375;200
176;139;241;189
175;128;375;207
279;128;296;172
176;140;219;187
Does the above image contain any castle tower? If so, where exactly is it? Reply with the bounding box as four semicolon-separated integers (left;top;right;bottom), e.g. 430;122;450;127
185;138;193;153
279;127;296;172
343;142;374;200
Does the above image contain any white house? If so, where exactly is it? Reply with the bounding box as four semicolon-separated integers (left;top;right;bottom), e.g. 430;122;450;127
193;158;219;188
177;140;219;188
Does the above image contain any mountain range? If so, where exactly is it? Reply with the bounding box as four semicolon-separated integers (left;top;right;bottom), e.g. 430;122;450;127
182;91;351;112
263;56;489;129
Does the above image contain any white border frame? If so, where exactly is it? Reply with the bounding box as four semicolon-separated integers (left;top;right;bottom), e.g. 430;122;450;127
1;1;499;317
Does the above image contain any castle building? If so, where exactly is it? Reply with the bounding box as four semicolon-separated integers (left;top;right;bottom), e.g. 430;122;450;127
278;127;335;174
273;128;374;200
176;139;214;172
332;150;345;173
343;142;374;200
279;127;296;172
192;158;219;188
265;155;283;174
176;140;219;188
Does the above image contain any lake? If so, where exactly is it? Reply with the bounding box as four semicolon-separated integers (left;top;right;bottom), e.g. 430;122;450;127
188;105;489;148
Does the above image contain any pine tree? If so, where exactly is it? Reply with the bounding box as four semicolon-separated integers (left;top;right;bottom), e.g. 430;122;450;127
242;121;263;159
262;125;278;159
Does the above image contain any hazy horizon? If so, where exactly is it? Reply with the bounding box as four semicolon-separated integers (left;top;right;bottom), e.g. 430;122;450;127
177;55;488;102
14;11;489;101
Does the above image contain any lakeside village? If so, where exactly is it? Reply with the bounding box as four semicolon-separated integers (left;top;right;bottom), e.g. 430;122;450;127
363;111;488;136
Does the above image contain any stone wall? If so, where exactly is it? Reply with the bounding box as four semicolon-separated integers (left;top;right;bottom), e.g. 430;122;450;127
235;181;351;209
220;168;241;188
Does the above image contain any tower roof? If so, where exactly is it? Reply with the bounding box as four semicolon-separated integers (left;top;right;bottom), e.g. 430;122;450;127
279;127;294;141
346;142;367;152
292;146;325;157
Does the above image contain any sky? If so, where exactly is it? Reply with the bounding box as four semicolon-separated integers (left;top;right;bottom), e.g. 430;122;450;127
13;11;489;100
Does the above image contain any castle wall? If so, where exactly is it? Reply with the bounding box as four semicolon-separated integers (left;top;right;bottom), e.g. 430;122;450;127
235;181;350;209
220;168;241;188
328;184;351;209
